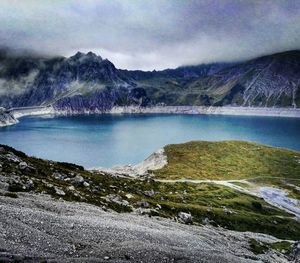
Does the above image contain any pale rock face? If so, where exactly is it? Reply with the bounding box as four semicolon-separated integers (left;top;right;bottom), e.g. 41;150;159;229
95;148;168;177
0;109;18;127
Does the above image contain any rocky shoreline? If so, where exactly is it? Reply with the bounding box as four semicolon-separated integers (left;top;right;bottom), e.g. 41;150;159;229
0;108;18;127
109;105;300;118
1;105;300;128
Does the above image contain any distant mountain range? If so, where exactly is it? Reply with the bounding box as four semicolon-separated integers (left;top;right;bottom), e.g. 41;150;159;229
0;48;299;110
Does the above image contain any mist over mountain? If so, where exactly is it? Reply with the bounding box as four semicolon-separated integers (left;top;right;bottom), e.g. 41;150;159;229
0;48;299;110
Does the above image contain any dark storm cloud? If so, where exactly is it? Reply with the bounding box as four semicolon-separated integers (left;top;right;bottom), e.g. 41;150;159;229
0;0;300;70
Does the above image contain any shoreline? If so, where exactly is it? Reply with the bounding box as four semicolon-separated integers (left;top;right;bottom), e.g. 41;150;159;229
1;105;300;127
109;106;300;118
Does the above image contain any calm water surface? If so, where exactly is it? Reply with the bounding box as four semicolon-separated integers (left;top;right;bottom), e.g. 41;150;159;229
0;114;299;168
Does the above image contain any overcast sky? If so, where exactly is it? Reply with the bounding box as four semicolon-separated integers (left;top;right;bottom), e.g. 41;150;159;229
0;0;300;70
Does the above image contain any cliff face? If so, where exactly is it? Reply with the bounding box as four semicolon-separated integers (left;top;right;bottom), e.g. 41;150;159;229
0;48;299;111
0;108;18;127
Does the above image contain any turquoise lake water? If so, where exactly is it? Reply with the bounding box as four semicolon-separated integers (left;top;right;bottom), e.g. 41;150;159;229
0;114;300;168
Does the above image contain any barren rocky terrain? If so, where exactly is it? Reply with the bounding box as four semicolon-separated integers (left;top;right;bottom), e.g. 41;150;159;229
0;193;298;263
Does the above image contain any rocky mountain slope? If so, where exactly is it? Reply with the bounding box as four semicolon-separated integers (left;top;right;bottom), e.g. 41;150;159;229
1;141;300;262
0;48;299;111
188;51;300;107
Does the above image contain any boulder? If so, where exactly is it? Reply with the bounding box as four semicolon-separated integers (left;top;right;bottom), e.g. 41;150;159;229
83;181;90;187
52;172;64;180
177;212;193;224
105;194;129;206
72;175;84;185
17;162;36;173
5;153;22;163
136;200;150;208
18;162;28;170
54;187;66;196
25;179;34;188
67;185;75;191
142;190;155;197
125;193;134;199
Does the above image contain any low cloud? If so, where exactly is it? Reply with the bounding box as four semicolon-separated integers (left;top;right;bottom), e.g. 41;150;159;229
0;0;299;70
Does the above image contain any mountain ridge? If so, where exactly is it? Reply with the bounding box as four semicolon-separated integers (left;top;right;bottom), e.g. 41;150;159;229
0;49;299;110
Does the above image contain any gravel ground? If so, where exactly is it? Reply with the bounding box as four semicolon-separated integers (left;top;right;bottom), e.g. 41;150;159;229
0;193;295;263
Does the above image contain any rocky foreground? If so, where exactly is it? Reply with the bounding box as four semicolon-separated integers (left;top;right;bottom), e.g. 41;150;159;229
0;142;300;262
1;192;297;263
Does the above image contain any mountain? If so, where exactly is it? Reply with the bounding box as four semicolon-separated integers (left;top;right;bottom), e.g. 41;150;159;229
188;51;300;107
0;49;299;111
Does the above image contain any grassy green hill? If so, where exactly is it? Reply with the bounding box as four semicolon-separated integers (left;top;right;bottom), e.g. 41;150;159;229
153;141;300;180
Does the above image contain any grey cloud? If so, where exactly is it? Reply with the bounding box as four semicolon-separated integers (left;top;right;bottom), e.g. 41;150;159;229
0;0;299;70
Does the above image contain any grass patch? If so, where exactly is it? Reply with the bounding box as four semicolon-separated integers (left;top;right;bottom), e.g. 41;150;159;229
152;141;300;180
0;192;18;198
249;239;292;255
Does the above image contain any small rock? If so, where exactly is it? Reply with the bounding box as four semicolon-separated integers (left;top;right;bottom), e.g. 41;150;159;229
143;190;155;197
156;204;162;210
72;175;84;185
104;256;110;260
105;194;129;206
18;162;28;170
222;206;232;214
125;193;134;199
52;172;64;180
136;200;150;208
135;208;158;216
92;188;100;194
83;181;90;187
177;212;193;224
202;218;211;225
25;179;34;188
67;185;75;191
5;153;21;163
54;187;66;196
45;183;54;188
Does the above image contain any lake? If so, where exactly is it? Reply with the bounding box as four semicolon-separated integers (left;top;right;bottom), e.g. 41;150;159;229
0;114;300;168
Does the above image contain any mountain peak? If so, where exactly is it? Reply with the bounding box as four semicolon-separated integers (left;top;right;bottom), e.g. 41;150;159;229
86;51;99;58
70;51;102;62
